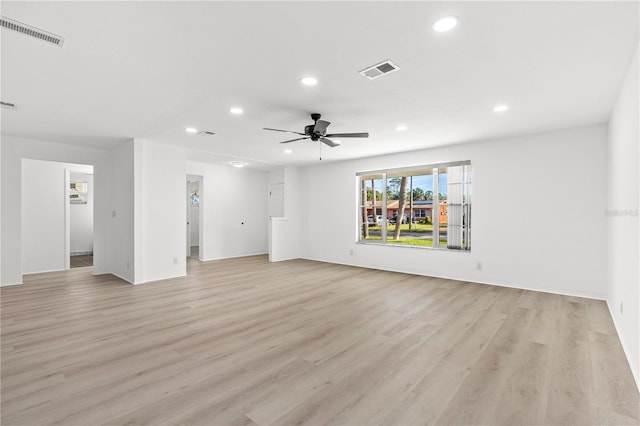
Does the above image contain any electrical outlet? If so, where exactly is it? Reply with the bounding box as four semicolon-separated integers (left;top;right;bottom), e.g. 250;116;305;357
620;301;624;315
173;257;178;265
476;262;483;271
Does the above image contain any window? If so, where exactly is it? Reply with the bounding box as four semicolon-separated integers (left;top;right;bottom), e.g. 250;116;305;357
70;181;88;204
357;161;471;250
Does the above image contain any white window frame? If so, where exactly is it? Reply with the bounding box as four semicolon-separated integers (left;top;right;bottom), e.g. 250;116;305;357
357;161;471;251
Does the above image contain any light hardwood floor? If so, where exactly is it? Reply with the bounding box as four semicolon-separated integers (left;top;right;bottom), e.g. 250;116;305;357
2;255;638;425
70;254;93;268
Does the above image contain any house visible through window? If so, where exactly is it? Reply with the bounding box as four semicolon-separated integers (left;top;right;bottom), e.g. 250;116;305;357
357;161;472;250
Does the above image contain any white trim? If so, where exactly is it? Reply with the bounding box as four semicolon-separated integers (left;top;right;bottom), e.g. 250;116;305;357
0;281;23;287
356;160;471;177
132;272;188;285
22;267;68;275
64;169;71;270
202;252;268;262
606;300;640;392
300;256;608;301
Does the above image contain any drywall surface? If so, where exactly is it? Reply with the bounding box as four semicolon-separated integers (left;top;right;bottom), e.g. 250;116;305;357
607;45;639;388
268;168;284;218
186;160;268;261
110;140;136;283
300;124;608;299
1;135;112;285
21;159;67;274
140;140;187;283
21;160;93;274
269;166;302;262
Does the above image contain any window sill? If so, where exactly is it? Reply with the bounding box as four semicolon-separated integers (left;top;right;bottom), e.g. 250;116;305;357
356;240;470;252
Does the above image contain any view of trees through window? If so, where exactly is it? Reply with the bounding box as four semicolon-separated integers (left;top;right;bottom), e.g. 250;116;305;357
358;162;472;250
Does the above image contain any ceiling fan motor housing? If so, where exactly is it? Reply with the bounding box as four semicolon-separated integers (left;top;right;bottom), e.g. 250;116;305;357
304;124;314;135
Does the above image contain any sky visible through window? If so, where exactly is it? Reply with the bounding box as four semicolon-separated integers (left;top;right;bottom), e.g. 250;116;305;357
365;174;448;195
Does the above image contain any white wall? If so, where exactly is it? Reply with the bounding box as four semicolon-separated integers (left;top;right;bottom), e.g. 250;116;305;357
268;168;284;218
21;159;67;274
269;166;303;262
300;125;608;299
70;172;94;254
1;135;113;285
607;45;639;388
21;160;94;274
1;137;265;285
110;140;136;283
186;160;268;261
270;166;302;262
140;140;187;283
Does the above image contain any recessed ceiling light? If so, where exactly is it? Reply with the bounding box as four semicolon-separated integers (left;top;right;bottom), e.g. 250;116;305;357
396;125;408;131
185;127;198;134
230;107;243;115
230;161;245;168
301;77;318;86
284;149;293;154
432;16;458;32
493;104;510;112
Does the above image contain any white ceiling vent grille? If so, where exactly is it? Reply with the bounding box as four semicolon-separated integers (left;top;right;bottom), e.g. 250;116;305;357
0;16;65;47
359;60;399;80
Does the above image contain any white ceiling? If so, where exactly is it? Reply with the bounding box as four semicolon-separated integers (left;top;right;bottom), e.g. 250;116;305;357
1;1;638;170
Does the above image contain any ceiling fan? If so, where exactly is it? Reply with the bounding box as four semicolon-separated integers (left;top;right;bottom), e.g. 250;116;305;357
263;113;369;147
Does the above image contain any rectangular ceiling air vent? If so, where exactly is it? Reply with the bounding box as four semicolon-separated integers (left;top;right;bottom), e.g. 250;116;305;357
1;101;17;110
359;60;399;80
0;16;65;47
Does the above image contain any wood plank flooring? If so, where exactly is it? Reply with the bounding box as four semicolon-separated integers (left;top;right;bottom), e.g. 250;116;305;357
1;255;638;425
70;254;93;268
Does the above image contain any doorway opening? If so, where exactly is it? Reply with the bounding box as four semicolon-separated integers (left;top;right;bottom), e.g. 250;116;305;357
69;171;94;268
186;175;202;260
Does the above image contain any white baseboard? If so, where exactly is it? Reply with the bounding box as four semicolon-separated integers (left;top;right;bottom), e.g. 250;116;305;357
606;300;640;392
300;256;607;301
201;252;268;262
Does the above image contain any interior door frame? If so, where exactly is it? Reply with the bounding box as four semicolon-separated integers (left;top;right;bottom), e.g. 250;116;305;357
186;175;204;261
64;169;71;270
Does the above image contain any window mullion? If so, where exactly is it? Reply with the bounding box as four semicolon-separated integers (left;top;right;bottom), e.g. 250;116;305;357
382;173;387;243
433;168;439;248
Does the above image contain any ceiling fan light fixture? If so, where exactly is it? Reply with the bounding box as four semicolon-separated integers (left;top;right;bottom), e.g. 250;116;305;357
301;77;318;86
284;149;293;154
432;16;458;32
185;127;198;134
264;113;369;150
